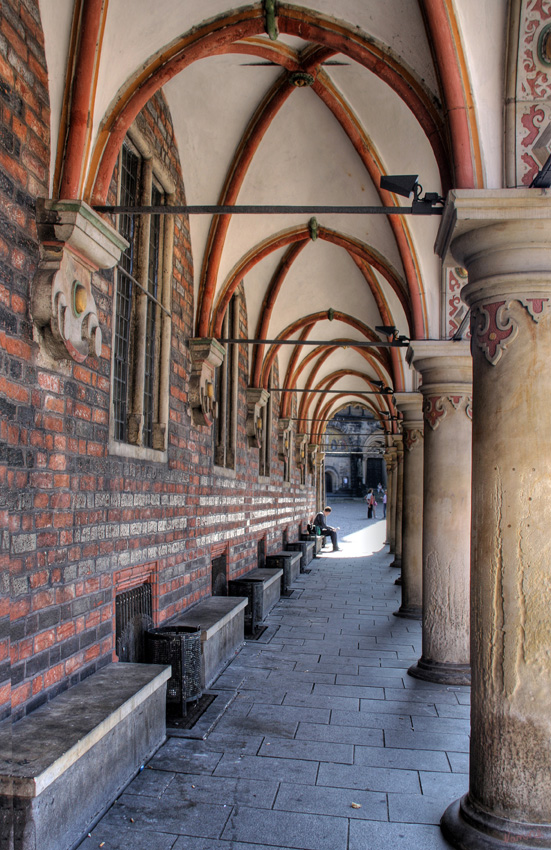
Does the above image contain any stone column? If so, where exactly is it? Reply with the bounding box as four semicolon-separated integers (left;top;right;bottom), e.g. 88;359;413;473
408;340;472;685
393;393;423;619
390;436;404;568
384;447;397;550
437;190;551;850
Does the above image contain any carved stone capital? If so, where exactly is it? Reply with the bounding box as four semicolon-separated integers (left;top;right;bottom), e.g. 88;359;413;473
246;387;269;448
32;199;128;363
188;338;225;427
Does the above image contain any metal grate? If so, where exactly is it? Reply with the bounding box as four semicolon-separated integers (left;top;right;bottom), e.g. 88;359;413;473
115;582;153;662
212;554;227;596
113;144;140;442
146;626;202;717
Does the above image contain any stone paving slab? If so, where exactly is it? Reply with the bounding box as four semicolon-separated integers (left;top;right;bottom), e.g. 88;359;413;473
317;761;422;794
274;781;388;820
220;805;349;850
295;720;383;747
348;820;454;849
354;744;451;772
84;500;470;850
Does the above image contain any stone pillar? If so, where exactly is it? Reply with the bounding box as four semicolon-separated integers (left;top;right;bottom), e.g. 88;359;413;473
385;447;397;551
390;436;404;568
394;393;423;619
408;340;472;685
437;190;551;850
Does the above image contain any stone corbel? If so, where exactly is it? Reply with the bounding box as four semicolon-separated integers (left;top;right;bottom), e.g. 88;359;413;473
308;443;318;474
278;418;292;461
188;338;225;427
246;387;269;448
32;199;128;363
296;433;308;467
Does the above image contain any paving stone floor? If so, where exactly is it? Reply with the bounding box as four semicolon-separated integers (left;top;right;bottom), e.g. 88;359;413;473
82;499;468;850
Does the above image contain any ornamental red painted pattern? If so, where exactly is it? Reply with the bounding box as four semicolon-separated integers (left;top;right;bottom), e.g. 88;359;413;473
423;396;446;430
471;301;518;365
403;428;423;451
472;298;550;365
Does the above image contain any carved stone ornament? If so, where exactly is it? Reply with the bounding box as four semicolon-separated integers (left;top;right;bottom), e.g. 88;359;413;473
403;428;423;452
471;298;550;365
308;443;318;474
188;338;225;427
278;418;292;460
32;199;128;363
246;387;269;448
296;433;308;466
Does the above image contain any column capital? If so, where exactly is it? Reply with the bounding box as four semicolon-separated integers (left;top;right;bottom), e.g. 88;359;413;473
436;188;551;306
393;392;423;424
407;340;472;395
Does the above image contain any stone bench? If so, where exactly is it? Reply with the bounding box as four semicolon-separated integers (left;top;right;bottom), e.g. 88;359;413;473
228;567;283;634
285;539;315;571
266;550;301;595
171;595;247;688
0;662;170;850
301;531;323;554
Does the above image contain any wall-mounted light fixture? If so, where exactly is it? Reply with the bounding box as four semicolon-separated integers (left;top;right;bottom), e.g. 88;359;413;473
380;174;444;215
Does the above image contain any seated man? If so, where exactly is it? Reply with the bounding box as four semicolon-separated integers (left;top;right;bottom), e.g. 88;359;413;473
313;506;341;552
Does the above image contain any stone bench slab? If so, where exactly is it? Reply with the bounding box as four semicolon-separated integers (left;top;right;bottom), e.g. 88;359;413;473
172;596;247;688
1;662;170;850
285;539;315;570
228;568;283;632
266;551;301;595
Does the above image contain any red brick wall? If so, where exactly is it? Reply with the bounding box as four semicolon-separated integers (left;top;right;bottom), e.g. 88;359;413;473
1;0;51;721
1;1;316;721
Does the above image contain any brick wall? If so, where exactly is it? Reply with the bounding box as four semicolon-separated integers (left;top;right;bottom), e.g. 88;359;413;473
1;0;51;721
1;1;316;721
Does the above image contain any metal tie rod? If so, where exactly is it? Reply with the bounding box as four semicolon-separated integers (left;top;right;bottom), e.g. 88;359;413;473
93;203;442;216
273;388;393;394
217;338;408;347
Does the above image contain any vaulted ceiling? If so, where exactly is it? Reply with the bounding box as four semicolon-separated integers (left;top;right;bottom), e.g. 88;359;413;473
39;0;508;434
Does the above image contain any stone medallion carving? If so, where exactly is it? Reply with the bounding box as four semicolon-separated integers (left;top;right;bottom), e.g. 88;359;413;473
188;338;225;427
32;199;127;363
246;388;269;448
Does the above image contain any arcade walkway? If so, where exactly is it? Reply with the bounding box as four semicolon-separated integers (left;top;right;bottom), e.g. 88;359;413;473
82;500;467;850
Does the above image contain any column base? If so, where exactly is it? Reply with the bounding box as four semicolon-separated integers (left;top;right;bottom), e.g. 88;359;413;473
441;794;551;850
393;604;422;620
408;656;471;685
390;557;401;568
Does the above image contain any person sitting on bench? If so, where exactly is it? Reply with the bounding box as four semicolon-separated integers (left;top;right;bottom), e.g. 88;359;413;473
313;506;341;551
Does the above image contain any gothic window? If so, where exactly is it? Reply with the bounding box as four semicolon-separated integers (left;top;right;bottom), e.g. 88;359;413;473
259;372;273;479
111;136;174;458
214;295;238;469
